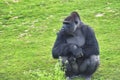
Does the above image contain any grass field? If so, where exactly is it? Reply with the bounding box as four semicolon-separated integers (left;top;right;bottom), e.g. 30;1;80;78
0;0;120;80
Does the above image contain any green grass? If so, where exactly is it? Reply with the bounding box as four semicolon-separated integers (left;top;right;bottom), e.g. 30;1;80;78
0;0;120;80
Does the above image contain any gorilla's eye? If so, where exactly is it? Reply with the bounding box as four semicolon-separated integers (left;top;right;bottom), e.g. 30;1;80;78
75;21;78;24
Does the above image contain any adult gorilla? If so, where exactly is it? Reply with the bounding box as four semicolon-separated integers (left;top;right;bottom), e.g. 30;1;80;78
52;12;100;80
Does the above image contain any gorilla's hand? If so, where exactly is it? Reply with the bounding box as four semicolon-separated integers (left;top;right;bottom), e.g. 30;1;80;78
68;56;76;64
73;48;83;58
68;44;78;52
68;44;83;58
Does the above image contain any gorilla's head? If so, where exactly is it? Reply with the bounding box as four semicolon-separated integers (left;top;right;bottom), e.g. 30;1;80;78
62;12;81;35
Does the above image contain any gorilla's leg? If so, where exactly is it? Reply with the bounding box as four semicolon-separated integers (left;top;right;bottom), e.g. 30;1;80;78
88;55;100;72
79;55;99;71
79;59;90;72
79;55;99;78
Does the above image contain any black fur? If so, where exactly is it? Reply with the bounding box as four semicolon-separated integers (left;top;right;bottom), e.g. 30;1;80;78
52;12;99;79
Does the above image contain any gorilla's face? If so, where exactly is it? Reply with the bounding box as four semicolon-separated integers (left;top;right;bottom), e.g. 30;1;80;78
62;21;77;35
62;12;80;35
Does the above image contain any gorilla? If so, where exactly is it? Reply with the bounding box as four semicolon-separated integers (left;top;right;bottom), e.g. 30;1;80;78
52;12;100;80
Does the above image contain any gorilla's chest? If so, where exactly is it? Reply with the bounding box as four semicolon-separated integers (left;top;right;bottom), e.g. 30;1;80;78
67;35;85;47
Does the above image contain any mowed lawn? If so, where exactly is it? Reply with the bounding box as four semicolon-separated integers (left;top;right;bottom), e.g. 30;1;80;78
0;0;120;80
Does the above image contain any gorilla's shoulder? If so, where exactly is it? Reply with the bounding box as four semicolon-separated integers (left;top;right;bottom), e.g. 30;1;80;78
81;23;94;32
79;23;94;37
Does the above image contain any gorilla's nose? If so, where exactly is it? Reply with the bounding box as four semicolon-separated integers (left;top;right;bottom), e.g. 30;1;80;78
62;25;67;30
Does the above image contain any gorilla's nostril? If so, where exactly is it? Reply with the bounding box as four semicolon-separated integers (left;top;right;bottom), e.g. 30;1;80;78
75;21;78;24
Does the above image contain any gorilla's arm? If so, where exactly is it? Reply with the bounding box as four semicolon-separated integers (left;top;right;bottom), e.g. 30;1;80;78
82;26;99;58
52;31;71;59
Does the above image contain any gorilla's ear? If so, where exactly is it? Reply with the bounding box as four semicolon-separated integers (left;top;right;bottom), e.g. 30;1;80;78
71;12;81;24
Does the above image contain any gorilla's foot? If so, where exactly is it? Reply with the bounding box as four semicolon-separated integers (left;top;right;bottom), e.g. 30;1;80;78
85;76;91;80
66;77;72;80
